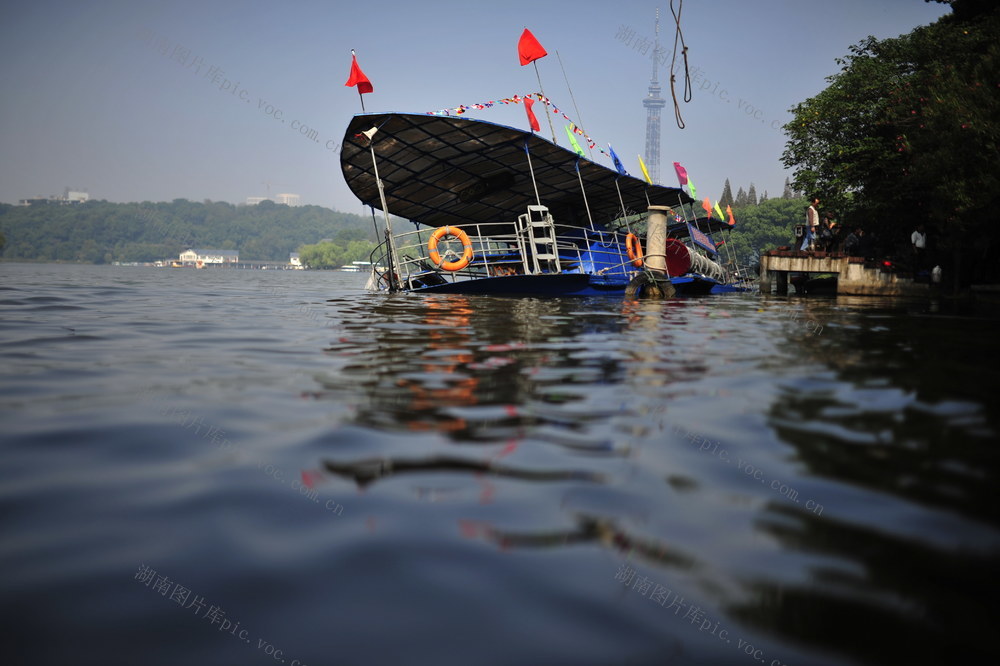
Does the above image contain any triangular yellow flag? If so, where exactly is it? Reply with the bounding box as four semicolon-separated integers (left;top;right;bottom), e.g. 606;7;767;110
714;201;724;221
638;155;652;184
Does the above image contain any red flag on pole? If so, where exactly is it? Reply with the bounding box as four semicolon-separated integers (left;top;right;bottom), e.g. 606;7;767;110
726;204;736;226
345;52;373;94
518;29;547;66
673;162;688;186
702;197;712;218
523;97;541;132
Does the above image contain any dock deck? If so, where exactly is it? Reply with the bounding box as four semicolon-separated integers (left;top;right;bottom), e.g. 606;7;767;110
760;250;928;296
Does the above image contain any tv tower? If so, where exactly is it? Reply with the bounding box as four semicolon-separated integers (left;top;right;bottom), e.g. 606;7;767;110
643;8;667;185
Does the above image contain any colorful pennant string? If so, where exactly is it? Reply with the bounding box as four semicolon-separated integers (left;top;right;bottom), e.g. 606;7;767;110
426;93;611;160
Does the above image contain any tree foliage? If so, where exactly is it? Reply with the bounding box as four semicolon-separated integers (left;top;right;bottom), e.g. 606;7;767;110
719;179;734;209
297;240;377;269
782;177;795;199
722;198;805;266
781;6;1000;282
0;200;377;263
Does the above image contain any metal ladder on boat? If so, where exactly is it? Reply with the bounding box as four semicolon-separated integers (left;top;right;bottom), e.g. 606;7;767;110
517;205;561;275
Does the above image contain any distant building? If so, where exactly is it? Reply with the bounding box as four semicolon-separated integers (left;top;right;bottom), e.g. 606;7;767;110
289;252;303;269
18;187;89;206
274;193;300;206
179;248;239;265
246;193;300;206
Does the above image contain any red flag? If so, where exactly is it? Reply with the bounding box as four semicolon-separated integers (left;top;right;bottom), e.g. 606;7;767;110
518;29;547;66
523;97;540;132
345;53;373;94
702;197;712;218
673;162;688;186
726;204;736;226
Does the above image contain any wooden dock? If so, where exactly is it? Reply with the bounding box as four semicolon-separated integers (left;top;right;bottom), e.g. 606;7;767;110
760;251;928;296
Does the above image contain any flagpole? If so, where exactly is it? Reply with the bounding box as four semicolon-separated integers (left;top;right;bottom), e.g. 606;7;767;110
532;61;559;146
574;158;596;232
351;49;366;112
523;141;542;206
365;130;399;292
556;50;592;160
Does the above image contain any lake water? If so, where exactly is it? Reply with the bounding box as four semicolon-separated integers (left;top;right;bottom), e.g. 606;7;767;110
2;262;998;665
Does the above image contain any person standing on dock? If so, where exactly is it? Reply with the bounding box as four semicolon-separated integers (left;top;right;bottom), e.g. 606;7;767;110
911;224;927;275
858;228;873;260
819;215;834;252
844;227;861;256
800;197;820;251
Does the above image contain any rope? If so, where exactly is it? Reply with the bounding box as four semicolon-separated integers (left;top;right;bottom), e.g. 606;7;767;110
668;0;691;129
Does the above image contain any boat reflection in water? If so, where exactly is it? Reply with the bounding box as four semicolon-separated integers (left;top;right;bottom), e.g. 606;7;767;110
305;292;1000;665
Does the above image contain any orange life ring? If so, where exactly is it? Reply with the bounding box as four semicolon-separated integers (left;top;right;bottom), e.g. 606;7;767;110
428;226;474;271
626;233;644;267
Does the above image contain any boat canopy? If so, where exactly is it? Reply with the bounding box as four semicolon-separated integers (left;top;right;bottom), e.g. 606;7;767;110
341;113;694;232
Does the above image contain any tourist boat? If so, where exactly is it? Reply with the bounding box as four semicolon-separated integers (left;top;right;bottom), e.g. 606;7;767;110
340;112;748;297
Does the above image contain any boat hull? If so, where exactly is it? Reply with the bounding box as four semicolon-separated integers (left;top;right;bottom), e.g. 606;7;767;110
407;273;726;297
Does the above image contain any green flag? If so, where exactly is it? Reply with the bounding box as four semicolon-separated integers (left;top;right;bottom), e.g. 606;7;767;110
687;177;697;199
565;124;586;157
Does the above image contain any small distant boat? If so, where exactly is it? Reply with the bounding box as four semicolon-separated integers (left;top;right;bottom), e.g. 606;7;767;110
341;113;749;297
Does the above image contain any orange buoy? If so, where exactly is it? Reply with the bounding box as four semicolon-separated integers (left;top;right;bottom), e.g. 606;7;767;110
428;226;475;271
626;233;644;267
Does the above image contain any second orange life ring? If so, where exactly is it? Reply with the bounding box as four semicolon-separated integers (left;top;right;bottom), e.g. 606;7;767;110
626;233;644;267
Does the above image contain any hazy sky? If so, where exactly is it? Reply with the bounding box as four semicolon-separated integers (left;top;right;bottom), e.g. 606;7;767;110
0;0;949;214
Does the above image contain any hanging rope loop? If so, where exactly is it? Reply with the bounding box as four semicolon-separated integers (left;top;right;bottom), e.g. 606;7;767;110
669;0;691;129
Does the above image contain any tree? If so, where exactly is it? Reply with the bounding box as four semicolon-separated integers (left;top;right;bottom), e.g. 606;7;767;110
781;6;1000;284
0;200;377;263
297;239;377;269
735;187;748;207
782;177;794;199
747;183;758;206
721;198;803;265
719;179;734;209
761;190;769;202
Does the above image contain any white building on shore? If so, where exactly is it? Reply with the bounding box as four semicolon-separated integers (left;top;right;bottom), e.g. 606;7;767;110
179;248;239;265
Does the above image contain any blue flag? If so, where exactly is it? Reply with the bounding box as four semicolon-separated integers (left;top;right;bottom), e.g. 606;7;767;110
608;144;627;176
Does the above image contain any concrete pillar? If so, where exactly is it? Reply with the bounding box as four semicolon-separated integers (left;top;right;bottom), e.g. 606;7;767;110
760;261;772;294
646;205;670;274
775;271;788;295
